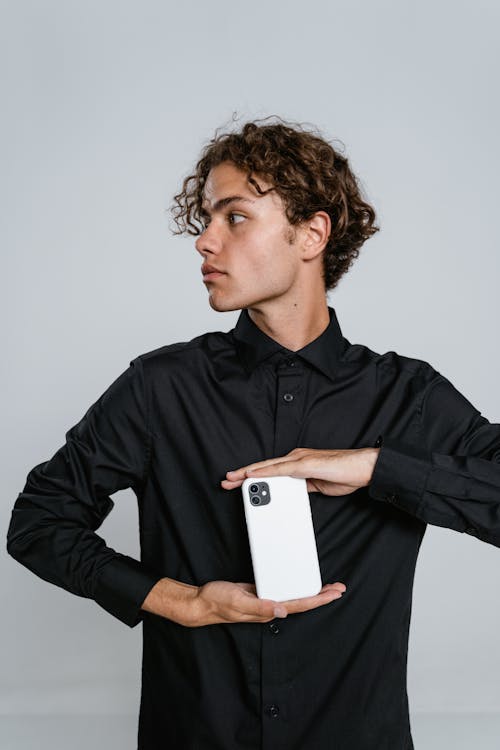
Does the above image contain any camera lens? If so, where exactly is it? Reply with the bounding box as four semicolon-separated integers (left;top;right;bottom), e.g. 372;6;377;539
250;484;259;493
250;496;260;505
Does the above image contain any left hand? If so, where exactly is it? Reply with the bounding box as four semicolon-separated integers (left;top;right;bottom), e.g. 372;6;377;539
221;447;380;496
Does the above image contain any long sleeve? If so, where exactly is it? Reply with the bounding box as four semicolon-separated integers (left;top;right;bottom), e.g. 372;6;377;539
6;356;163;628
368;368;500;547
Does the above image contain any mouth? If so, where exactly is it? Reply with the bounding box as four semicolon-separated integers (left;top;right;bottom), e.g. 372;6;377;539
202;271;226;281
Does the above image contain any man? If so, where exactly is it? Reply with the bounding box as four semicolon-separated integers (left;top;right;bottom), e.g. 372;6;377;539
7;116;500;749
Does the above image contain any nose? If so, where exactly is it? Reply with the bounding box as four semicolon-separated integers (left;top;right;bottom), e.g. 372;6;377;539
195;221;221;257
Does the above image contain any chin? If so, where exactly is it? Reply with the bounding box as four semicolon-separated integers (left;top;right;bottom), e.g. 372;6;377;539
206;288;275;313
206;294;241;313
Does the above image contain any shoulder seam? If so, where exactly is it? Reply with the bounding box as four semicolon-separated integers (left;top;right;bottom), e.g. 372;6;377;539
138;332;225;361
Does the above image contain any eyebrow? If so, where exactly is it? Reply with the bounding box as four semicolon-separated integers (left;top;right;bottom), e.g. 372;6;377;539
200;195;255;215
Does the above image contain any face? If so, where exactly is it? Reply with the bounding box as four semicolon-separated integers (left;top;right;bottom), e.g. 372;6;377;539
195;161;303;313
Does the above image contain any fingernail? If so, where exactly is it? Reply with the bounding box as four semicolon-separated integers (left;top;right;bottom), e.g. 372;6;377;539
274;606;287;618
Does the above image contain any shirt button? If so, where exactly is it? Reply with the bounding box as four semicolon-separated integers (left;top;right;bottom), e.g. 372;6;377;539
267;704;280;719
283;393;294;402
269;622;280;634
286;358;295;367
387;492;397;503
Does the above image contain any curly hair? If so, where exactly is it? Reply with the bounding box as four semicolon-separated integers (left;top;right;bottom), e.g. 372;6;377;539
169;114;379;292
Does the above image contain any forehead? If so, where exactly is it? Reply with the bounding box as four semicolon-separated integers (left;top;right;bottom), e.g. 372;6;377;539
201;161;280;213
202;162;254;204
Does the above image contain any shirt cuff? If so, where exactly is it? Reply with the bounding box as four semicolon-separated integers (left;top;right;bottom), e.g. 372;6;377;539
93;554;164;628
367;434;433;517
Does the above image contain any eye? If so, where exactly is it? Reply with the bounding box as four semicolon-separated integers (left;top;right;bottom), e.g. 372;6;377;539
200;212;246;230
227;212;246;225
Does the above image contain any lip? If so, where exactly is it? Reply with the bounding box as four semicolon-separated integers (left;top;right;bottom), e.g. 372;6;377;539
202;271;226;280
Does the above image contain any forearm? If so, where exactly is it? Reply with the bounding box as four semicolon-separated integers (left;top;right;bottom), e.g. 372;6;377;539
363;447;381;485
140;576;201;625
368;434;500;546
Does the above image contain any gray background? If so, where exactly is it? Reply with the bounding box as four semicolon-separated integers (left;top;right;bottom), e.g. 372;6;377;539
2;0;499;747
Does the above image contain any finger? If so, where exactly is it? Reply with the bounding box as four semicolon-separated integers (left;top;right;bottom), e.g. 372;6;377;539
225;454;293;480
239;582;345;598
325;581;347;593
280;586;344;613
232;585;298;621
220;477;244;489
222;476;319;493
247;458;314;478
236;582;257;594
228;458;306;480
235;596;280;621
315;582;347;596
236;583;346;620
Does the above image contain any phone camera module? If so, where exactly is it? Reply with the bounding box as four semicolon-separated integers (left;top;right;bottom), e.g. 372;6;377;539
250;496;261;506
249;484;259;493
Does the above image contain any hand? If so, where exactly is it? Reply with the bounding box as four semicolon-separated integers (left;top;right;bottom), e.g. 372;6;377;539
221;446;380;496
191;580;347;626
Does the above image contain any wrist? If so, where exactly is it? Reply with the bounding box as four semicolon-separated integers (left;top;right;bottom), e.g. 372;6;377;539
363;447;380;486
141;577;200;625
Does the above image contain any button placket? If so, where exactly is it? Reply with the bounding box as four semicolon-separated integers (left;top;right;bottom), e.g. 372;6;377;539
261;356;302;739
273;365;303;456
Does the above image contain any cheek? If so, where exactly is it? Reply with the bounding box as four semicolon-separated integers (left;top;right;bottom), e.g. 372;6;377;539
235;225;296;280
249;257;294;291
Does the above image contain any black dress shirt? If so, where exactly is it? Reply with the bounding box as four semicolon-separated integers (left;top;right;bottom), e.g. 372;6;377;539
7;305;500;750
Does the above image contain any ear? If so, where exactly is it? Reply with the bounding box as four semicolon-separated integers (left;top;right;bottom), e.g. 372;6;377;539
301;211;331;261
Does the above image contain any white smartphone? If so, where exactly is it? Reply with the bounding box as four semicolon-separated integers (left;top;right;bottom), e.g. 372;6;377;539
241;475;322;601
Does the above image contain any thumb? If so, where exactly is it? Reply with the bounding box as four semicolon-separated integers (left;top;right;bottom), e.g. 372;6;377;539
236;582;257;594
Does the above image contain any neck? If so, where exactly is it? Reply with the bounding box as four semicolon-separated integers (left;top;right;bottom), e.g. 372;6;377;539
246;299;331;351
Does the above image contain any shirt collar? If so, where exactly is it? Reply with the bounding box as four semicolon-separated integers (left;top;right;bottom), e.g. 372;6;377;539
231;305;346;382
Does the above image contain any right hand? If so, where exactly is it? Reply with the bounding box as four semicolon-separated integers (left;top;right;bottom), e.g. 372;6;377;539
187;579;347;627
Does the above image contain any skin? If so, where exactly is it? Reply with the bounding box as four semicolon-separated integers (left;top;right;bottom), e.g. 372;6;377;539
189;160;381;622
196;160;333;347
